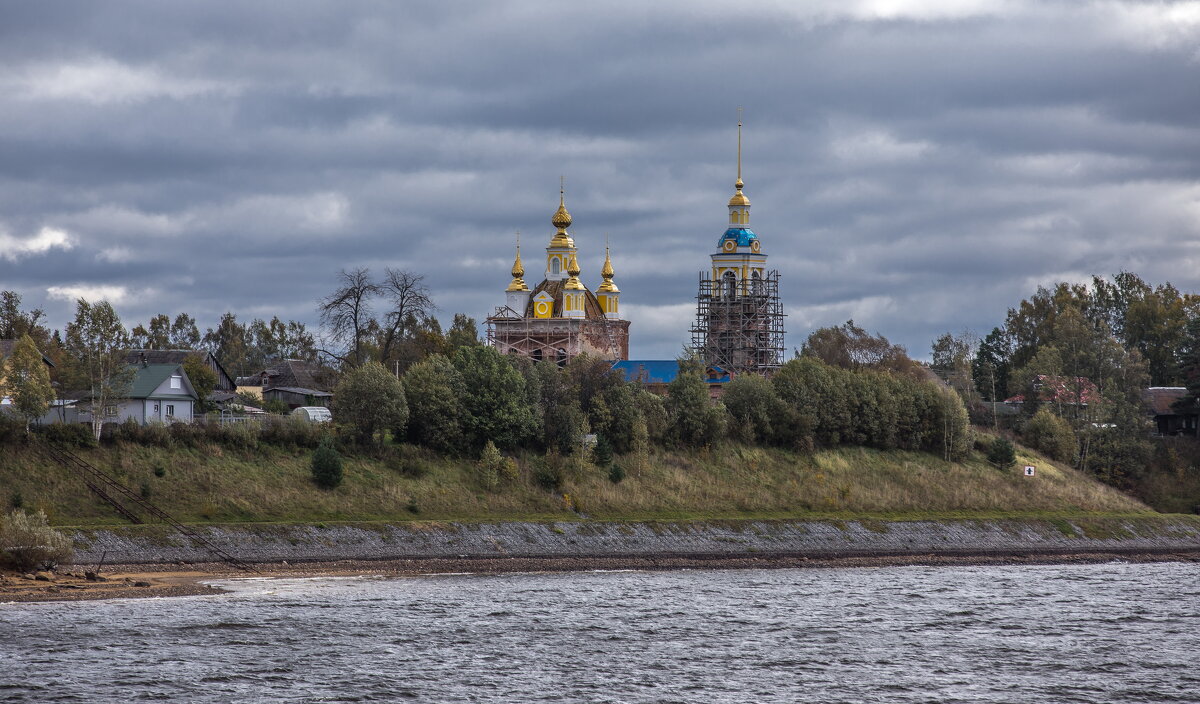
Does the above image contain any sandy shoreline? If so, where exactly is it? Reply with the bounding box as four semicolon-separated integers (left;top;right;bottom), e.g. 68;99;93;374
5;549;1200;603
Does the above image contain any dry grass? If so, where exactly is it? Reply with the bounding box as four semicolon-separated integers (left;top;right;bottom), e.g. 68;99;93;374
0;437;1152;527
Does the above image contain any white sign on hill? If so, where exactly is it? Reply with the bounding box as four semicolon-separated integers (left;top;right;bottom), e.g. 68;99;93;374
1023;465;1036;477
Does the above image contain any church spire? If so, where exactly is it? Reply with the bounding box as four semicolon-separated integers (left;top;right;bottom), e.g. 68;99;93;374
506;232;528;292
729;110;750;208
597;241;618;293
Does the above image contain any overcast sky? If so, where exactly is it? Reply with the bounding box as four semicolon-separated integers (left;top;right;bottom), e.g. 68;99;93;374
2;1;1200;360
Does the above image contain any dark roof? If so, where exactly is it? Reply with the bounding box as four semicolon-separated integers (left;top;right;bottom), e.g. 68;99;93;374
124;349;234;389
0;339;55;367
525;279;607;320
261;359;335;392
1142;387;1188;415
266;386;333;397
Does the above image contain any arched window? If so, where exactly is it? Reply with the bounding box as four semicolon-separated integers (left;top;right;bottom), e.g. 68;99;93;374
532;348;543;362
722;271;737;300
730;212;738;224
556;348;567;367
550;257;560;276
751;270;763;296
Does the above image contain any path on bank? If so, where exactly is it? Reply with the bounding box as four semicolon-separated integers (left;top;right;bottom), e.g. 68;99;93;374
69;516;1200;565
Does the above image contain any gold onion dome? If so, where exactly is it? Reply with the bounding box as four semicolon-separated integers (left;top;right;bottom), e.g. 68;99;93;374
597;246;619;293
550;189;574;247
564;251;584;290
728;177;750;207
506;245;528;292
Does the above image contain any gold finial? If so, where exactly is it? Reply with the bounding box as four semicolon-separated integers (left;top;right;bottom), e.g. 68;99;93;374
564;251;584;290
551;178;573;234
598;237;619;293
507;231;528;291
729;110;750;207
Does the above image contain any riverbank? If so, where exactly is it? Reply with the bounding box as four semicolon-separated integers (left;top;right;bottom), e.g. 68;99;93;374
65;515;1200;566
7;547;1200;603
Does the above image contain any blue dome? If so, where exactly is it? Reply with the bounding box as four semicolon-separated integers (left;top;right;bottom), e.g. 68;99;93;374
719;227;758;247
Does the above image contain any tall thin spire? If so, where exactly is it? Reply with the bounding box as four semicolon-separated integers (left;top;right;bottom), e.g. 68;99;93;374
736;106;743;186
729;110;750;207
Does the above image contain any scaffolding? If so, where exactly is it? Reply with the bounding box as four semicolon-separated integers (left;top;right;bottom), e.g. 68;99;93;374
486;306;626;363
691;270;785;374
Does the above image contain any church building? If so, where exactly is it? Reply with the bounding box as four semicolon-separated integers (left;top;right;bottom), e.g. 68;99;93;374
690;119;785;374
486;189;630;363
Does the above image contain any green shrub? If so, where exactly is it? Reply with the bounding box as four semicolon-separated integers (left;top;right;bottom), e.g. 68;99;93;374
394;457;429;479
532;452;564;491
0;509;73;571
477;440;505;491
0;414;23;444
311;439;344;489
1021;409;1077;463
9;491;23;509
987;437;1017;469
37;422;97;449
593;434;613;468
262;399;290;415
608;463;626;484
153;465;166;478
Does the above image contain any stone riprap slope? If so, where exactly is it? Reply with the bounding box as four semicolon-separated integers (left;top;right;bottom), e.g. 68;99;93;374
71;517;1200;565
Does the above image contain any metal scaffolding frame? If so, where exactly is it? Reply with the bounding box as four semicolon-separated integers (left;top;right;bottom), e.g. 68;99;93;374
691;269;785;374
486;306;624;363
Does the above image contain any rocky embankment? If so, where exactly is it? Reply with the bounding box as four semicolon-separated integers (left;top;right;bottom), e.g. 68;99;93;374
69;516;1200;566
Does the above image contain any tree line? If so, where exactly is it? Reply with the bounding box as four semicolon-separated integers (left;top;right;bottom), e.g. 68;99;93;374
927;271;1200;492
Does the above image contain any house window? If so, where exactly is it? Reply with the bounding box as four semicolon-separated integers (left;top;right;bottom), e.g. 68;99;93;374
166;405;175;418
104;406;118;417
170;375;182;389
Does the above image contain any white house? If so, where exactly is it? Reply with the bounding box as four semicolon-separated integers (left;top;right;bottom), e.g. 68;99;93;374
45;362;199;426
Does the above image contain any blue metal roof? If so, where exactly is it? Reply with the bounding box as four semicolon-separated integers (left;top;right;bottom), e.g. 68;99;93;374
719;227;758;247
612;360;733;385
612;360;679;385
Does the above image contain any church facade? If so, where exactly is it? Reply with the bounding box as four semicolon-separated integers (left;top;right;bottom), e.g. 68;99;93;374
485;191;630;363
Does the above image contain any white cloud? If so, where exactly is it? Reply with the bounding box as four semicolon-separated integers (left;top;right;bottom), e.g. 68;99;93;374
1;57;235;104
96;247;135;263
46;284;130;304
61;205;185;238
0;226;75;261
830;129;932;165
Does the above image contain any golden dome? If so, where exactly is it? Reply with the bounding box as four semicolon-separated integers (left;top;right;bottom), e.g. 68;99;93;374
564;251;585;290
552;191;572;231
728;178;750;207
549;188;575;248
506;245;528;292
597;246;619;293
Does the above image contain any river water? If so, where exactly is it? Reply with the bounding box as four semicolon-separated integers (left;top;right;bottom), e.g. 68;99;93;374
3;562;1199;703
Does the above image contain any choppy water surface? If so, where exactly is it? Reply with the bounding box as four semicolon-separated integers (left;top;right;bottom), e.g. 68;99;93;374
3;562;1200;703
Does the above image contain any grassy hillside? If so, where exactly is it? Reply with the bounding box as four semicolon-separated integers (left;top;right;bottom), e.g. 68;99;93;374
0;436;1151;527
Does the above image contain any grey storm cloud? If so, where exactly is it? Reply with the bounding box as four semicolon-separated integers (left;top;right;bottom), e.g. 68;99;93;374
2;0;1200;359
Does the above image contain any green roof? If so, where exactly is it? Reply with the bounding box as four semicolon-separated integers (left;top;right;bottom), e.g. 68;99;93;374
127;364;196;399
